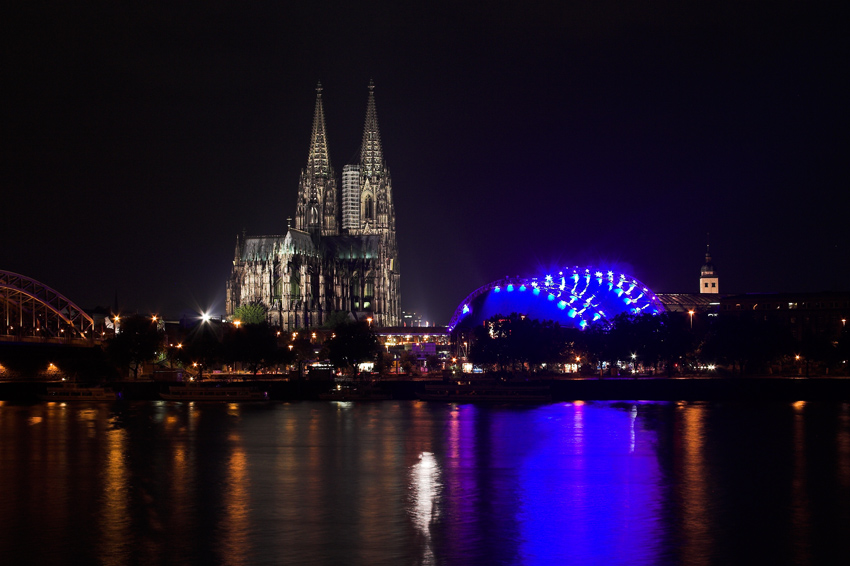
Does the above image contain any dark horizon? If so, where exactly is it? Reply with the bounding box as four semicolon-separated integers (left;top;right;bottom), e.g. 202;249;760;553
4;2;847;323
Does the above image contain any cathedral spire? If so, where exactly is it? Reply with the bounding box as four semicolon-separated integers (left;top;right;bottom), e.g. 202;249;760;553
297;82;338;235
307;82;331;177
360;80;384;177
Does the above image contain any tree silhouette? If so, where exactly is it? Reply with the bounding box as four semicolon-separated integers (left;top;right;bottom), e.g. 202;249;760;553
325;320;379;377
107;315;164;379
223;322;279;375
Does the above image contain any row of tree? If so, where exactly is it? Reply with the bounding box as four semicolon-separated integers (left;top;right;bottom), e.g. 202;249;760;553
468;312;850;376
106;315;382;379
104;310;849;380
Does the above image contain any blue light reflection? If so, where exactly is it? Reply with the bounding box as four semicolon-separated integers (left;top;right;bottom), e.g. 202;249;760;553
438;402;665;565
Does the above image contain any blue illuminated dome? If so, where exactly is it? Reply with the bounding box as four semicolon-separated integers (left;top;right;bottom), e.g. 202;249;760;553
448;267;665;331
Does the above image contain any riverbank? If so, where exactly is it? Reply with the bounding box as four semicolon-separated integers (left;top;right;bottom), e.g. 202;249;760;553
3;376;850;402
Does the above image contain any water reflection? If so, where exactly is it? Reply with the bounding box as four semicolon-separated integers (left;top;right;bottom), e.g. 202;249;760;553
792;400;812;565
678;402;710;566
839;404;850;489
218;429;250;565
98;426;129;566
514;402;663;565
1;400;849;565
409;451;441;565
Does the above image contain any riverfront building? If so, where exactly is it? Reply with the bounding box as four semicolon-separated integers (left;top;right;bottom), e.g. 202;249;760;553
226;82;401;329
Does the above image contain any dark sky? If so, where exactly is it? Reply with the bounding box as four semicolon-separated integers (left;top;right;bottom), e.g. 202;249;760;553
3;1;848;324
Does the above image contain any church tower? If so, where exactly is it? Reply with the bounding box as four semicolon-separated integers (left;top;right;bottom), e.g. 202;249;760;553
357;81;400;325
358;80;396;235
699;245;719;294
296;82;339;236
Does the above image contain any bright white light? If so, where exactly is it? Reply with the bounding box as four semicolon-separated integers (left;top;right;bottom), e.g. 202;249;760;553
201;313;211;323
410;451;440;565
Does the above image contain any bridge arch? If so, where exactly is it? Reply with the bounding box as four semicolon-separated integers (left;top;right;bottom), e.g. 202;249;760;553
448;266;665;332
0;270;94;338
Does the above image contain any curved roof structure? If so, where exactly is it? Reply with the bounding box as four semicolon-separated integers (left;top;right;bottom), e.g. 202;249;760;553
0;270;94;335
448;267;665;332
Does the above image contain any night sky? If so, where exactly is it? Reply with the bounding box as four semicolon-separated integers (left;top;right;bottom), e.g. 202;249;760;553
4;2;848;324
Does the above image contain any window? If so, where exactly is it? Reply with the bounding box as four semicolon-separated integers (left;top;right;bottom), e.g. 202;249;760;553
350;275;360;310
711;282;716;288
290;272;300;300
364;196;373;220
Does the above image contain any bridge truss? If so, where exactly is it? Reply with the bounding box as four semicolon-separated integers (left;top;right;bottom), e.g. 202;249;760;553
0;270;94;339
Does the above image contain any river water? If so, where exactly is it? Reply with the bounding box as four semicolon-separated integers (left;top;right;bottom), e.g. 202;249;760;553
0;399;848;565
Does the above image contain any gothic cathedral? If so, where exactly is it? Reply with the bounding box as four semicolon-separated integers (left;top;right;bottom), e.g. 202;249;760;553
226;82;401;329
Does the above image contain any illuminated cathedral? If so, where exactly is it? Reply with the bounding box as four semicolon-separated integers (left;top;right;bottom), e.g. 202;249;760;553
226;82;401;329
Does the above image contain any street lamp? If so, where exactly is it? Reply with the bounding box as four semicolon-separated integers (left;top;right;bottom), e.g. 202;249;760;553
688;310;695;329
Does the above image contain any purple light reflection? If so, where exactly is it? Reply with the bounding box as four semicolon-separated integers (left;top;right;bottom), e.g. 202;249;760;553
517;402;664;564
435;402;666;565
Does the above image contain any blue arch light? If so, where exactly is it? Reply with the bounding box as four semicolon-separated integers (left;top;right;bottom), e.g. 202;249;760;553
448;266;665;331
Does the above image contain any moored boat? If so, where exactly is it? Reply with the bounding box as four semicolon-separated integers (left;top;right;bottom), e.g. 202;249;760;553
417;381;551;403
160;385;269;401
39;383;120;401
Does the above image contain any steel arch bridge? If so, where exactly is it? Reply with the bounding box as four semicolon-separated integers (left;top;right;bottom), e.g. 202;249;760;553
0;270;94;339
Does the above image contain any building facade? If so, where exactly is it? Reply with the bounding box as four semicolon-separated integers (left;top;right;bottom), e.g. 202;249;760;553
719;292;850;342
226;82;401;329
700;245;719;294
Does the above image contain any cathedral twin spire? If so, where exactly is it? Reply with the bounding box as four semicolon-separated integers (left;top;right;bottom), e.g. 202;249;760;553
296;81;393;237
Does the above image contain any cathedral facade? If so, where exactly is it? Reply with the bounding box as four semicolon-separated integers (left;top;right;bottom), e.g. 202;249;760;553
226;82;401;329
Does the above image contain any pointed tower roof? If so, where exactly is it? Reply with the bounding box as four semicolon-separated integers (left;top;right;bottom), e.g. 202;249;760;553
307;82;332;177
701;244;716;276
701;235;716;276
360;80;384;177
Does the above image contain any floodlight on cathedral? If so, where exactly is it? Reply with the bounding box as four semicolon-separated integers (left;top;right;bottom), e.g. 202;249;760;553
448;266;665;331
